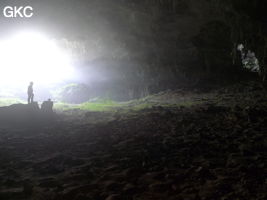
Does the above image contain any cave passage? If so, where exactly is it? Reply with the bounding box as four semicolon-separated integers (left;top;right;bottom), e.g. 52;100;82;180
0;1;266;200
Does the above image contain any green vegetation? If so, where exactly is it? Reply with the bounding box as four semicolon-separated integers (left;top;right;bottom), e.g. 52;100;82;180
0;93;202;113
0;98;25;107
54;99;119;112
53;102;79;111
130;103;153;110
53;99;157;112
79;100;118;111
53;83;92;104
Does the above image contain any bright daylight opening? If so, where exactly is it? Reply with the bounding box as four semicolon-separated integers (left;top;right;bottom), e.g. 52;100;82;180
0;31;74;86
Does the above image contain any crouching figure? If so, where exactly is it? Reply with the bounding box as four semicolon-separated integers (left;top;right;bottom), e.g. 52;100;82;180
41;99;54;114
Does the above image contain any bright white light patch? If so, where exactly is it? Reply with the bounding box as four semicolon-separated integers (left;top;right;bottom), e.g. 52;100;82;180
0;31;74;85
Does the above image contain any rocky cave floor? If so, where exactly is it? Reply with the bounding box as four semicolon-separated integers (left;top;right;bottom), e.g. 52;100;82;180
0;82;266;200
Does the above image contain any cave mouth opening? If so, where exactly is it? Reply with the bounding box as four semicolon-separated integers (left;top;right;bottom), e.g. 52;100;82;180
0;30;81;101
0;31;75;85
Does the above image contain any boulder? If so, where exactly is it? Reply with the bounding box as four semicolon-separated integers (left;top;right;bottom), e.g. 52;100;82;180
0;103;55;125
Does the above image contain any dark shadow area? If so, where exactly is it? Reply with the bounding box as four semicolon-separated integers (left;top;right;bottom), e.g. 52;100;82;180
0;103;56;127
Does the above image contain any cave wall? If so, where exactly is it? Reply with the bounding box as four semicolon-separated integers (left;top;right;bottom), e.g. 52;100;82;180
71;0;266;98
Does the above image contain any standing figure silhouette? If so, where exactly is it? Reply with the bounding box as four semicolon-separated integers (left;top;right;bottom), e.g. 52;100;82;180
27;82;34;104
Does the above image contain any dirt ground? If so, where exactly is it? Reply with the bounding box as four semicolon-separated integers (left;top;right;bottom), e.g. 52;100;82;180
0;82;266;200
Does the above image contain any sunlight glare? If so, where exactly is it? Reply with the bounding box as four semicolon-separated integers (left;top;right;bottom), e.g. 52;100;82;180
0;31;74;85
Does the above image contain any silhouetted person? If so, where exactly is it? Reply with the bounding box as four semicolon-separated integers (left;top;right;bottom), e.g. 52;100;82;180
41;99;54;113
28;82;34;104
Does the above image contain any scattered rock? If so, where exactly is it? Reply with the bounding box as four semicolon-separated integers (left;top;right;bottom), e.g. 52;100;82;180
122;183;138;194
105;194;123;200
